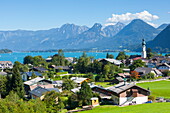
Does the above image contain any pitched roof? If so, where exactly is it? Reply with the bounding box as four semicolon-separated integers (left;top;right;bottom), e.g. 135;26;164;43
54;66;70;70
0;61;13;64
24;77;44;86
105;83;150;94
135;67;152;75
29;86;60;97
99;58;122;65
29;86;49;97
70;77;88;84
129;55;141;59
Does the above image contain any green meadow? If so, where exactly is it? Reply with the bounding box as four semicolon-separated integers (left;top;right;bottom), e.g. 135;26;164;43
80;103;170;113
80;80;170;113
137;80;170;98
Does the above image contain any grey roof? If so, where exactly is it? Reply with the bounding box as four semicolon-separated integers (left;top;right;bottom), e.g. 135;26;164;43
115;77;124;81
135;67;152;75
92;82;149;95
0;72;7;75
24;77;44;86
29;86;60;97
54;66;70;70
29;86;48;97
53;80;63;86
106;83;149;94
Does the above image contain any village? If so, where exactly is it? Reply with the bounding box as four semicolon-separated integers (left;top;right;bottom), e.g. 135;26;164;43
0;39;170;113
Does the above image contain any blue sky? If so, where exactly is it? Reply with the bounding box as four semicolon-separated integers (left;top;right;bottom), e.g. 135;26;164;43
0;0;169;30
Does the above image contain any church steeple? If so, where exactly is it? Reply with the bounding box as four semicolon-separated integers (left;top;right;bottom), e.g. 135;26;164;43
142;39;146;58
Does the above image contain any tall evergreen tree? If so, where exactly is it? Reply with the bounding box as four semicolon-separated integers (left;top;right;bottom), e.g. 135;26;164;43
106;53;109;58
62;79;76;91
11;63;25;98
78;81;93;106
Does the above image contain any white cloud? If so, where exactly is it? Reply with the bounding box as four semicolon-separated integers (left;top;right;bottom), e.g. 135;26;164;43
105;10;159;27
168;12;170;14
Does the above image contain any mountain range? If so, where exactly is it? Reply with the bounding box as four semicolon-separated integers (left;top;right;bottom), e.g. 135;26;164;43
147;24;170;52
0;19;168;51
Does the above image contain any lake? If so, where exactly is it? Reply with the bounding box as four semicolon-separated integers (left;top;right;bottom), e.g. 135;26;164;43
0;52;141;63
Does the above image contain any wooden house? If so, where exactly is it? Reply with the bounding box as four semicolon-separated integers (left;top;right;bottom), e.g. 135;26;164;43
92;83;150;106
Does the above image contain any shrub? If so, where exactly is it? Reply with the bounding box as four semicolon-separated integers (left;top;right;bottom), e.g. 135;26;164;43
148;95;156;101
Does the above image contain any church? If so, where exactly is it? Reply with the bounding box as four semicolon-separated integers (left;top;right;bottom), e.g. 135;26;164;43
142;39;147;58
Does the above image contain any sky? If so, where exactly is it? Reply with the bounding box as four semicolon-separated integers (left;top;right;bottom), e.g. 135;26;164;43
0;0;169;30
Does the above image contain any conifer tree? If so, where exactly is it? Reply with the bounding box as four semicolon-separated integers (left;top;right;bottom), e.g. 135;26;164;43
11;63;25;98
78;81;93;106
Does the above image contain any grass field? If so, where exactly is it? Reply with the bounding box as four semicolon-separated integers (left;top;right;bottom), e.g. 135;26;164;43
95;82;113;88
80;103;170;113
137;80;170;98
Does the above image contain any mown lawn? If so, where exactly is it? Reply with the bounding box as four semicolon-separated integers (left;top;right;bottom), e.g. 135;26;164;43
95;82;113;88
80;103;170;113
137;80;170;98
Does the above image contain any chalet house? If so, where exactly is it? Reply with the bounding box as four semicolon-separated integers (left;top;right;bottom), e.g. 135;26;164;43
46;57;52;62
21;71;42;81
98;58;122;66
29;86;60;100
157;63;170;71
147;56;170;68
0;61;13;69
135;67;162;77
116;73;130;78
53;80;63;87
92;83;150;106
24;77;53;95
70;77;90;86
54;66;72;72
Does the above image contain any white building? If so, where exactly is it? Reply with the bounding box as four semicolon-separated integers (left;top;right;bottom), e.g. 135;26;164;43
142;39;147;58
0;61;13;69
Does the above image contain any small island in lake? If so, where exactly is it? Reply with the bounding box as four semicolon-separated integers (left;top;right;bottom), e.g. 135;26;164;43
0;49;12;53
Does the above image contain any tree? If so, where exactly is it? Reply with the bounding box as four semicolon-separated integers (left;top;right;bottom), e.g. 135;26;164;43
11;64;25;98
78;81;93;106
62;79;76;91
106;53;114;59
75;55;91;73
103;64;110;79
58;49;64;57
31;72;37;79
51;50;68;66
146;73;155;79
129;59;145;71
23;55;33;64
68;93;79;109
0;75;7;98
130;71;140;79
147;48;154;59
116;52;128;60
43;91;64;112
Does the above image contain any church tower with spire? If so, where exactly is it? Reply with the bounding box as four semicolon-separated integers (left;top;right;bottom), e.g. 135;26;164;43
142;39;146;58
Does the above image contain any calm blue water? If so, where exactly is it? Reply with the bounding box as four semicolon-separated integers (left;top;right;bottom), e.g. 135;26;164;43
0;52;141;63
